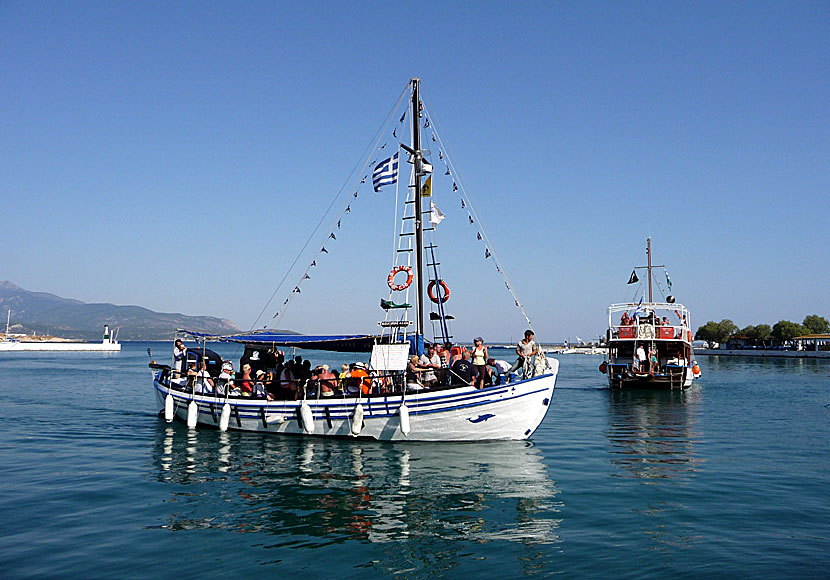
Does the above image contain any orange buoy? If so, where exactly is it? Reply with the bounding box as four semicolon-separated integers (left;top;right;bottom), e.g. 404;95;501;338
599;361;608;374
427;279;450;303
387;265;413;291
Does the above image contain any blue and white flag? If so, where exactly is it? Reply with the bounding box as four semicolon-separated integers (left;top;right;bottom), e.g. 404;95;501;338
373;153;399;192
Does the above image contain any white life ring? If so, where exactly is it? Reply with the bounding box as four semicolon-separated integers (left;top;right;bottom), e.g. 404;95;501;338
387;266;414;291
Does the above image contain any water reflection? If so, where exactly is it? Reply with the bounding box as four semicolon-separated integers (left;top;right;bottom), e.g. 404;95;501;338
606;388;704;481
151;426;562;548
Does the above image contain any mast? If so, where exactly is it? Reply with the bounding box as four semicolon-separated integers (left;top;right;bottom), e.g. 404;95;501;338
5;310;10;336
647;237;653;304
411;77;425;339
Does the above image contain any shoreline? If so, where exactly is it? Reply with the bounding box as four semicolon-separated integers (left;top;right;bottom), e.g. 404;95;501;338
696;349;830;359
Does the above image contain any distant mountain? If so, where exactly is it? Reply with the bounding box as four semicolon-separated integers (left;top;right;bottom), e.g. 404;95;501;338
0;280;242;340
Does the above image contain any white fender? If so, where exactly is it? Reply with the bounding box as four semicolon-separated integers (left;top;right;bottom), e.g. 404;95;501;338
219;402;231;431
300;401;315;434
187;400;198;429
351;403;364;436
265;414;286;424
399;403;410;436
164;393;174;423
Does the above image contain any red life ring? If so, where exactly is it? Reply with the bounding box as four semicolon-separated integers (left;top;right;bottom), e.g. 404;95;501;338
387;265;413;291
427;279;450;303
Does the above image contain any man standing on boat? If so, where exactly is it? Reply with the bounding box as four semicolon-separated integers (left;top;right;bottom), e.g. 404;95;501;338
509;330;538;378
173;339;187;377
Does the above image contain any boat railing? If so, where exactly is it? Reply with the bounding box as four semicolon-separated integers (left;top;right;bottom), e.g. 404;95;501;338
609;322;692;342
151;364;505;400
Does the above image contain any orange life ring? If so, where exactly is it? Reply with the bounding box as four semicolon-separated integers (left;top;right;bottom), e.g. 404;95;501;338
387;265;413;291
427;279;450;303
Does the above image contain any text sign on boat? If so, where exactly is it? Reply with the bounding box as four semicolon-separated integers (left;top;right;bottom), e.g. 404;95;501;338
371;344;410;371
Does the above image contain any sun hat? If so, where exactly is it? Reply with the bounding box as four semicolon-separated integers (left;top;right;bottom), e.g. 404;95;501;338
353;361;365;369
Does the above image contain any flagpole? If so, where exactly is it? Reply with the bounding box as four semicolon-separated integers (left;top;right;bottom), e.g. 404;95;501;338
411;77;425;342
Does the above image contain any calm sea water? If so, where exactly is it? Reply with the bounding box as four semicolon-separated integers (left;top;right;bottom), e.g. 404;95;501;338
1;343;828;578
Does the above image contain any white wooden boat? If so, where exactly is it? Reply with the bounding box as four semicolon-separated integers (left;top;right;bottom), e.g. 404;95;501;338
150;78;557;441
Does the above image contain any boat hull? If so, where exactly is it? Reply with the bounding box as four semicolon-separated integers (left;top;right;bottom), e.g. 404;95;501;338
607;367;694;389
152;359;558;441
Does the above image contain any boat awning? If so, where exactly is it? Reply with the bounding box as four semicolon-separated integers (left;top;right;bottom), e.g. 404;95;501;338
179;330;380;352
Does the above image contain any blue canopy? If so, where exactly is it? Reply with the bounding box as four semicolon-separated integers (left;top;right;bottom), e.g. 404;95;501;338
180;330;381;352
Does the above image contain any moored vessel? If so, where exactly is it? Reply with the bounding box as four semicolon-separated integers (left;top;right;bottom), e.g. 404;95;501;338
0;311;121;352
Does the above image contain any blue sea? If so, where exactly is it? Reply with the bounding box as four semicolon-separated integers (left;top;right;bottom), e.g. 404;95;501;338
1;343;828;578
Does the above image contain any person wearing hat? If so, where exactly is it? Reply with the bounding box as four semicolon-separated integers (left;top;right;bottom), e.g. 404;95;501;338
471;337;489;389
253;369;269;399
172;339;187;377
217;361;235;396
348;362;371;395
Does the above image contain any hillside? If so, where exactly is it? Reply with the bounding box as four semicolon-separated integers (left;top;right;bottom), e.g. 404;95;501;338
0;281;241;340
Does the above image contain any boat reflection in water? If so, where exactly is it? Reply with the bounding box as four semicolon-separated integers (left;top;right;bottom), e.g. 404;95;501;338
152;426;562;547
606;387;704;481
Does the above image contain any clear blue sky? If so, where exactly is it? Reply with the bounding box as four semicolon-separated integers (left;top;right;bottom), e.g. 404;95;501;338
1;1;827;343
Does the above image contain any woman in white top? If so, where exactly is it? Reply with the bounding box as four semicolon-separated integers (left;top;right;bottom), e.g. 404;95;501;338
471;337;489;389
194;360;214;394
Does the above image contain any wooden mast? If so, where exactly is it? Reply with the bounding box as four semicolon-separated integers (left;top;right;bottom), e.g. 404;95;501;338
647;237;653;304
411;78;425;340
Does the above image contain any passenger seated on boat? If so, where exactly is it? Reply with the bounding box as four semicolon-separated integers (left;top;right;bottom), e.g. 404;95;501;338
338;364;350;390
406;355;426;391
216;361;235;396
253;370;272;400
419;344;441;389
239;364;255;396
662;317;670;326
346;362;371;395
185;361;198;391
450;349;474;386
274;361;297;400
194;360;214;395
316;365;337;397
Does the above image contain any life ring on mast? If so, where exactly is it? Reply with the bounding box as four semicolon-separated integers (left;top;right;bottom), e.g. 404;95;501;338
427;280;450;303
387;265;413;291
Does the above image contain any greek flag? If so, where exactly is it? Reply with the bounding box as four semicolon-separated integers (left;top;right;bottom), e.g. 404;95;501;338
373;153;399;192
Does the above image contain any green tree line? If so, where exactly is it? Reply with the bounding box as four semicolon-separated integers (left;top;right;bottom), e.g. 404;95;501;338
694;315;829;347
